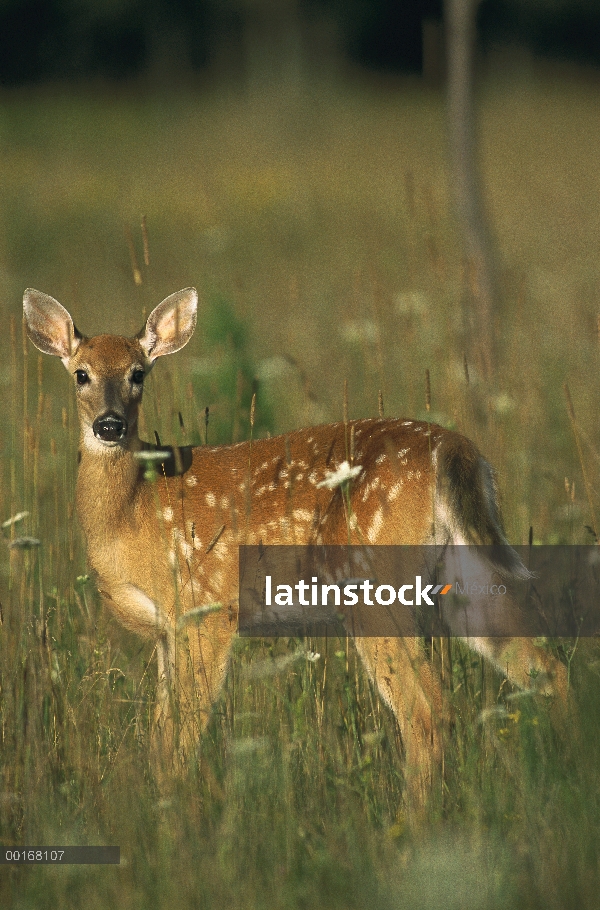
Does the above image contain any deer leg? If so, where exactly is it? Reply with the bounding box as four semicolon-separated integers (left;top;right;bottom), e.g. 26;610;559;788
98;583;169;638
354;635;444;812
468;635;568;703
169;610;236;762
97;585;180;777
440;554;569;706
152;631;178;776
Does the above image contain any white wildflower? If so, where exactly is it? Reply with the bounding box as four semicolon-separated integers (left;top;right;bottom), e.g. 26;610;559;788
230;737;268;756
1;511;29;529
317;461;363;490
177;603;222;632
394;290;429;316
133;450;172;462
256;355;293;381
477;705;509;725
492;393;515;415
8;537;40;549
340;320;379;344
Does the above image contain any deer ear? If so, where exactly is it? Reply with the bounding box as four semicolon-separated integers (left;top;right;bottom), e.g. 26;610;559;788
139;288;198;361
23;289;81;361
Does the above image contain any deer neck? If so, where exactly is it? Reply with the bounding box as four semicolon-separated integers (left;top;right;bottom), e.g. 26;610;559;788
75;434;144;543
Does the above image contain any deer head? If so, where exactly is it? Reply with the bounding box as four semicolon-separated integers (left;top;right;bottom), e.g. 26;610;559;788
23;288;198;452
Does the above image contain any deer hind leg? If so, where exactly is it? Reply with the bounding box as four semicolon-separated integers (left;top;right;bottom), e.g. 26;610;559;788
467;635;568;703
445;572;569;722
152;631;178;776
439;549;569;707
354;635;443;811
147;606;236;779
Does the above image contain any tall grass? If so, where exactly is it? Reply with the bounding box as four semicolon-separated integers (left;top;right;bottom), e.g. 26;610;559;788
1;55;600;908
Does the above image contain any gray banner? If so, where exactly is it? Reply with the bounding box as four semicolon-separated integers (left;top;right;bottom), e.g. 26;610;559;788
0;846;120;864
238;546;600;637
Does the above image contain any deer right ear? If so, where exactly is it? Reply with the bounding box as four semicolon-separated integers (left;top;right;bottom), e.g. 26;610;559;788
23;289;81;361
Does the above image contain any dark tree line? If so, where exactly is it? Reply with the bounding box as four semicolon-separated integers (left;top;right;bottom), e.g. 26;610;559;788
0;0;598;85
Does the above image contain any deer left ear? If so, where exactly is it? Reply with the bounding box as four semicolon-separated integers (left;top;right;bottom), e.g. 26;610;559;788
139;288;197;361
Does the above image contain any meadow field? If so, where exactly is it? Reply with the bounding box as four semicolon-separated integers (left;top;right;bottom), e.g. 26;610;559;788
1;54;600;908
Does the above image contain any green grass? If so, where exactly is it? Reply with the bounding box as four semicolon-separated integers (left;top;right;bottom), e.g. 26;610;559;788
1;55;600;908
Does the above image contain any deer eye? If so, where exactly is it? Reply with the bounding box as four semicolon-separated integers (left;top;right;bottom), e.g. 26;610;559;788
75;370;89;385
131;369;145;385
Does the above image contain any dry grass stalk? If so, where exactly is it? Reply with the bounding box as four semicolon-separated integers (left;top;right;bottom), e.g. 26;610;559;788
563;382;598;539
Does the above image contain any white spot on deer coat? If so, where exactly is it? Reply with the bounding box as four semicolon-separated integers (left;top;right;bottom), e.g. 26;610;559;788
367;508;384;543
293;509;312;523
388;481;403;502
173;527;193;561
212;570;224;589
162;507;174;522
180;540;193;560
206;492;216;507
185;475;198;487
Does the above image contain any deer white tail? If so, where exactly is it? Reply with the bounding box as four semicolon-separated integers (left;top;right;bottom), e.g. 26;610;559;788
435;434;531;580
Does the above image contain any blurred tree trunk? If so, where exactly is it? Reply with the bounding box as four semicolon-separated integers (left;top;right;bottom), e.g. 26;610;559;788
444;0;496;378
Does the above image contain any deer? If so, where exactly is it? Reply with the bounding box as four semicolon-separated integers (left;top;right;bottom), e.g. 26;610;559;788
23;286;567;805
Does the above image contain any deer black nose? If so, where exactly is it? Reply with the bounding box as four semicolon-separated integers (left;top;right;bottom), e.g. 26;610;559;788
93;413;128;442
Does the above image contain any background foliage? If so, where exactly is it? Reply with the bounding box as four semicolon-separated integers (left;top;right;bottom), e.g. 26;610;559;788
0;0;599;85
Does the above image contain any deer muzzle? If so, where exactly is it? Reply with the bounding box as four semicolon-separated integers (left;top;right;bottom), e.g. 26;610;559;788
93;412;128;443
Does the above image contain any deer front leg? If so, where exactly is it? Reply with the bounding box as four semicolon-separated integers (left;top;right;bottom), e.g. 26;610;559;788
97;584;179;775
98;588;229;778
98;583;170;638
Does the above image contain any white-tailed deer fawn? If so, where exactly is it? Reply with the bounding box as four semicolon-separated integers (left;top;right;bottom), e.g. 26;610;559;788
23;287;566;803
